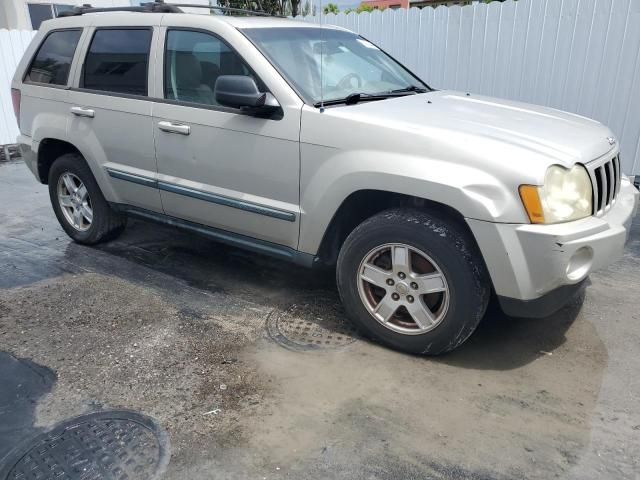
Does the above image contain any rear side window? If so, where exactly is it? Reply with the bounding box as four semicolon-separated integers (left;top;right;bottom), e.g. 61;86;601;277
25;29;81;85
82;29;152;96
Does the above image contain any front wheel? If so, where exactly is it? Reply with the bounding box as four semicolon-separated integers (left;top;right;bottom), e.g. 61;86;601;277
336;208;490;355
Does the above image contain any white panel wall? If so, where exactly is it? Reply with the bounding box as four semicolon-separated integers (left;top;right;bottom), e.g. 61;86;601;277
297;0;640;175
1;0;640;174
0;29;37;146
0;1;135;30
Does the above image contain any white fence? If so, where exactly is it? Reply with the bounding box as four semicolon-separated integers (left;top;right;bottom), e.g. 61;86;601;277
0;29;37;147
2;0;640;174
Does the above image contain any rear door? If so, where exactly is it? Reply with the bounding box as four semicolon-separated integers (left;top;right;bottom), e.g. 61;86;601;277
67;18;162;212
151;23;302;250
16;27;85;174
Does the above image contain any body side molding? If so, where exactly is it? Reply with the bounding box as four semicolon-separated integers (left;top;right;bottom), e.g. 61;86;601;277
106;167;296;222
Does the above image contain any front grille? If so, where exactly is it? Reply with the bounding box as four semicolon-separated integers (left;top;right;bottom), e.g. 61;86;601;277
587;155;621;216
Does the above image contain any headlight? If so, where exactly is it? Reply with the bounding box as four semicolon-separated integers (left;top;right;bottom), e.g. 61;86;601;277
519;165;593;224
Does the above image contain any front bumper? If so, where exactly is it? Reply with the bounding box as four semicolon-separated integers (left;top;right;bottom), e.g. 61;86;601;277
467;178;639;317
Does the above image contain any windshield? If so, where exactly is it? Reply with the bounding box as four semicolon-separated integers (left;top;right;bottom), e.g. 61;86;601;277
241;27;429;105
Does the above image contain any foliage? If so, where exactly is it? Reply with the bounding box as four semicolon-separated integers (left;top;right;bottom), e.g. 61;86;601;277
323;2;340;14
344;2;384;14
217;0;301;17
300;0;316;16
356;2;377;12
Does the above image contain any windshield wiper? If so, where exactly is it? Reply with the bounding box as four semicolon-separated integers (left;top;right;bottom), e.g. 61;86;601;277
389;85;429;94
313;86;429;107
313;91;411;107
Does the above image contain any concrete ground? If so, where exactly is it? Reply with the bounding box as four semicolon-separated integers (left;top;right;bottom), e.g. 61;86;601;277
0;158;639;479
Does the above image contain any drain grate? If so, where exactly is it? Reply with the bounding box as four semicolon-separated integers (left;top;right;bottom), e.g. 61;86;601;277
267;295;358;351
0;410;169;480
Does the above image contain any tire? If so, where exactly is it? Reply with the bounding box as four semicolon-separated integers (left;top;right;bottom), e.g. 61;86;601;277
336;208;490;355
48;153;127;245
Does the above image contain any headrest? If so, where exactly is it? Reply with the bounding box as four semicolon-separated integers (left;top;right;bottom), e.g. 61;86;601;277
175;53;202;89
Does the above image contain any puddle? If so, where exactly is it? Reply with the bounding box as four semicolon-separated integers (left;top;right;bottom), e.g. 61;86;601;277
0;352;56;462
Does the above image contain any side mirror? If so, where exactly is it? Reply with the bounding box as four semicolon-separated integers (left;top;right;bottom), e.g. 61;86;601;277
214;75;280;116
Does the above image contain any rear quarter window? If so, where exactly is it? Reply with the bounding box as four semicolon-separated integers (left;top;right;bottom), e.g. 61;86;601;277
82;28;152;96
25;29;82;85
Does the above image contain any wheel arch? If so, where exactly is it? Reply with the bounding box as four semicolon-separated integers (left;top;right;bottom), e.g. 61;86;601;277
36;138;82;184
34;136;119;205
313;189;479;266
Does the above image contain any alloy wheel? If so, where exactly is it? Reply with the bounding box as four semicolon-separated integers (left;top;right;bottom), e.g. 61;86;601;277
357;243;450;335
57;172;93;231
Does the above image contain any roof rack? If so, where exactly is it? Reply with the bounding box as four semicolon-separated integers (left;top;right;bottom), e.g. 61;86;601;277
58;0;279;18
58;1;180;16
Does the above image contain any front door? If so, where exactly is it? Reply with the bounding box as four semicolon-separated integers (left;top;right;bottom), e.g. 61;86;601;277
152;28;300;249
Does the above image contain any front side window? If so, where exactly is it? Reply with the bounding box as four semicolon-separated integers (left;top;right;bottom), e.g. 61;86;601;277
25;29;82;85
164;29;262;107
82;29;152;96
241;27;428;105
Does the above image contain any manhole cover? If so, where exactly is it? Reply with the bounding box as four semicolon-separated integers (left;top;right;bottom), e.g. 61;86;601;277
0;410;169;480
267;295;358;351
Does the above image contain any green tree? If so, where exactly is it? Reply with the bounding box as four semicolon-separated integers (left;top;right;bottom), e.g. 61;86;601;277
323;2;339;14
355;2;380;12
301;0;312;16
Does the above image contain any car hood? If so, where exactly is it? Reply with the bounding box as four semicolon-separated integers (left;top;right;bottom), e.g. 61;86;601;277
336;90;615;166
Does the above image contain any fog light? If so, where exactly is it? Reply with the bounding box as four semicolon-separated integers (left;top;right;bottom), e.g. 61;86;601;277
566;247;593;281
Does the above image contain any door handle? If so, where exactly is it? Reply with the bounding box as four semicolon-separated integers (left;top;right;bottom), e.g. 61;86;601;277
70;106;95;118
158;121;190;136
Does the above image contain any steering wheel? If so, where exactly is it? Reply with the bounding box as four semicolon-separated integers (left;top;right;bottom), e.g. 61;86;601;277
337;73;363;91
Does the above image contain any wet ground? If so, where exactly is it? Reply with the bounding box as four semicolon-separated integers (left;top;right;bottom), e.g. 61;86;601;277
0;158;639;479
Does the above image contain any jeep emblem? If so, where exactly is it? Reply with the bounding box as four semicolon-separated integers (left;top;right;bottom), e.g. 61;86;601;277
608;136;616;145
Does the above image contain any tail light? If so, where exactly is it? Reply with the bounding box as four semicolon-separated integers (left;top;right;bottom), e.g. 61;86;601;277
11;88;21;124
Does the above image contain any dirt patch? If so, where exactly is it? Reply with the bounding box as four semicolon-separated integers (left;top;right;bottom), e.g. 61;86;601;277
0;299;10;317
0;273;271;475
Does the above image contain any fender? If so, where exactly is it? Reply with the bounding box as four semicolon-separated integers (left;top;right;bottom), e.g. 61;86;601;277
298;147;529;255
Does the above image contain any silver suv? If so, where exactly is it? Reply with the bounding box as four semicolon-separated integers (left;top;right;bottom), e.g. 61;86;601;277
12;3;639;355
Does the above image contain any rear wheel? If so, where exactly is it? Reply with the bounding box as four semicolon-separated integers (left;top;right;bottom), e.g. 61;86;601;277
48;153;126;244
337;208;490;355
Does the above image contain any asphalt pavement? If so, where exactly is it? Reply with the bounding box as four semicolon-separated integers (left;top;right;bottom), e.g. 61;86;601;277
1;159;639;479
